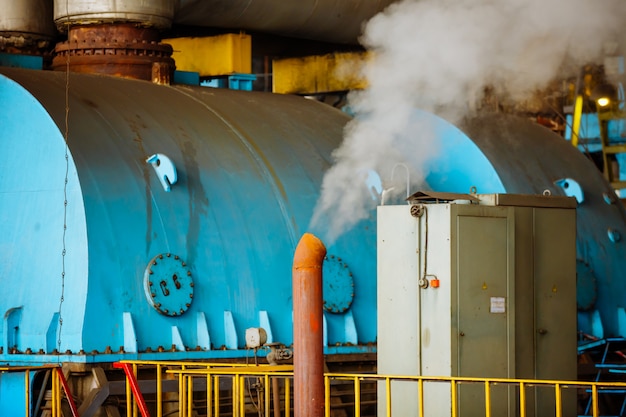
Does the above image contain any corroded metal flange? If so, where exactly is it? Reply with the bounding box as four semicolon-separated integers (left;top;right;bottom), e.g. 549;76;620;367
51;24;174;82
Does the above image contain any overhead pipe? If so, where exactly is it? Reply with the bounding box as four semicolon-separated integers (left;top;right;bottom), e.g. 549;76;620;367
0;0;55;53
292;232;326;417
53;0;176;29
51;0;176;82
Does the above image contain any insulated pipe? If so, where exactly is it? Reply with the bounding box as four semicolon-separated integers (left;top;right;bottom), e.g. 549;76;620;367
293;233;326;417
0;0;55;51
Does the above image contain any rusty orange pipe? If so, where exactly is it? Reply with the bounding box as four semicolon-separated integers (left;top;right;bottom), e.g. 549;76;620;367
293;232;326;417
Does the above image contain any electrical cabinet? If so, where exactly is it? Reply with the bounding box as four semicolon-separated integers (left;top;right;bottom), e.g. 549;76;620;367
377;194;577;417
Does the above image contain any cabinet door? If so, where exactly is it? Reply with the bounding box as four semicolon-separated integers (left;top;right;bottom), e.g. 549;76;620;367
534;208;577;414
456;212;514;416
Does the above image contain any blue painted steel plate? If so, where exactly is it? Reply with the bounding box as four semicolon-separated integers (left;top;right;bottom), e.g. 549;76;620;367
144;254;194;316
576;260;597;311
323;254;354;313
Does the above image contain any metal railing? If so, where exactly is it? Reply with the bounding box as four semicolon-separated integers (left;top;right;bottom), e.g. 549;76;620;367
0;365;79;417
115;360;626;417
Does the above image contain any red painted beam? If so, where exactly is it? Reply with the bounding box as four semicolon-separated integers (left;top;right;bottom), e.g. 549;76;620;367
55;367;79;417
113;362;152;417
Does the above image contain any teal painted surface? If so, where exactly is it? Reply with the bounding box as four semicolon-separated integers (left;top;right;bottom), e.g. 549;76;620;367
0;372;29;416
0;68;376;361
0;73;88;356
0;53;43;70
421;110;506;194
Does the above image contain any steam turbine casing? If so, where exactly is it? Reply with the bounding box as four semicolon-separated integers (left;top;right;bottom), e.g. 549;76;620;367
421;112;626;338
0;67;376;361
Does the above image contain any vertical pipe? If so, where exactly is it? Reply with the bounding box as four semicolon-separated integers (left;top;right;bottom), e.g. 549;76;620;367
293;233;326;417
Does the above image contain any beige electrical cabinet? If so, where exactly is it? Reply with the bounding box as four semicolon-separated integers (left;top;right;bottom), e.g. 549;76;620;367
377;194;577;417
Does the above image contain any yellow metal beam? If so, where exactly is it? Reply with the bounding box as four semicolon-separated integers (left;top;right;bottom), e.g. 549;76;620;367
164;34;252;77
571;95;583;147
273;51;369;94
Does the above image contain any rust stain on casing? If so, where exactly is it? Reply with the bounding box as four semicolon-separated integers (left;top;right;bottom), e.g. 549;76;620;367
293;232;326;417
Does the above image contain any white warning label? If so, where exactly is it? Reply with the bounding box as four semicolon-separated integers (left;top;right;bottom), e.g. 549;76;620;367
490;297;506;313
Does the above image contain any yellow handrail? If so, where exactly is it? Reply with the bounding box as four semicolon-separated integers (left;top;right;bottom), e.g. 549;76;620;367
113;360;626;417
0;365;78;417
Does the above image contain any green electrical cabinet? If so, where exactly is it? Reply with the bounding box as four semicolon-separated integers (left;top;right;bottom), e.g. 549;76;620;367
377;194;577;417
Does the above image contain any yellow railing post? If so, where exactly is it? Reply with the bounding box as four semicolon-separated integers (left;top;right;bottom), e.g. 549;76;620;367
133;363;139;417
51;370;57;417
179;368;185;417
233;375;237;416
554;383;562;417
285;376;291;417
324;375;330;417
418;378;424;417
188;375;194;417
592;384;599;417
484;381;491;417
385;377;392;417
239;375;245;416
24;369;30;417
519;382;526;417
214;375;220;417
354;376;361;417
264;374;270;417
157;363;163;417
123;369;132;417
451;379;457;417
206;371;212;417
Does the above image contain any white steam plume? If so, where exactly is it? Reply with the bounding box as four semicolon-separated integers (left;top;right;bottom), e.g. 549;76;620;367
311;0;626;244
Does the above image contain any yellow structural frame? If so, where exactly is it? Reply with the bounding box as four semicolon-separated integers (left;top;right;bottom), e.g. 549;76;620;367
273;51;369;94
164;34;252;77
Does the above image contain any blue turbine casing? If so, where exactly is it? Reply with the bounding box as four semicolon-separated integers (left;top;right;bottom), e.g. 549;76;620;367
425;113;626;339
2;66;626;368
0;68;377;363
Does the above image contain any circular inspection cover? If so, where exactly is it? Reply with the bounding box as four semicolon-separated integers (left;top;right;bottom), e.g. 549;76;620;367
322;254;354;313
144;253;194;316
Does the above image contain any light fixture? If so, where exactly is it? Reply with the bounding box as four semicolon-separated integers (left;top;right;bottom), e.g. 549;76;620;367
591;83;617;108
